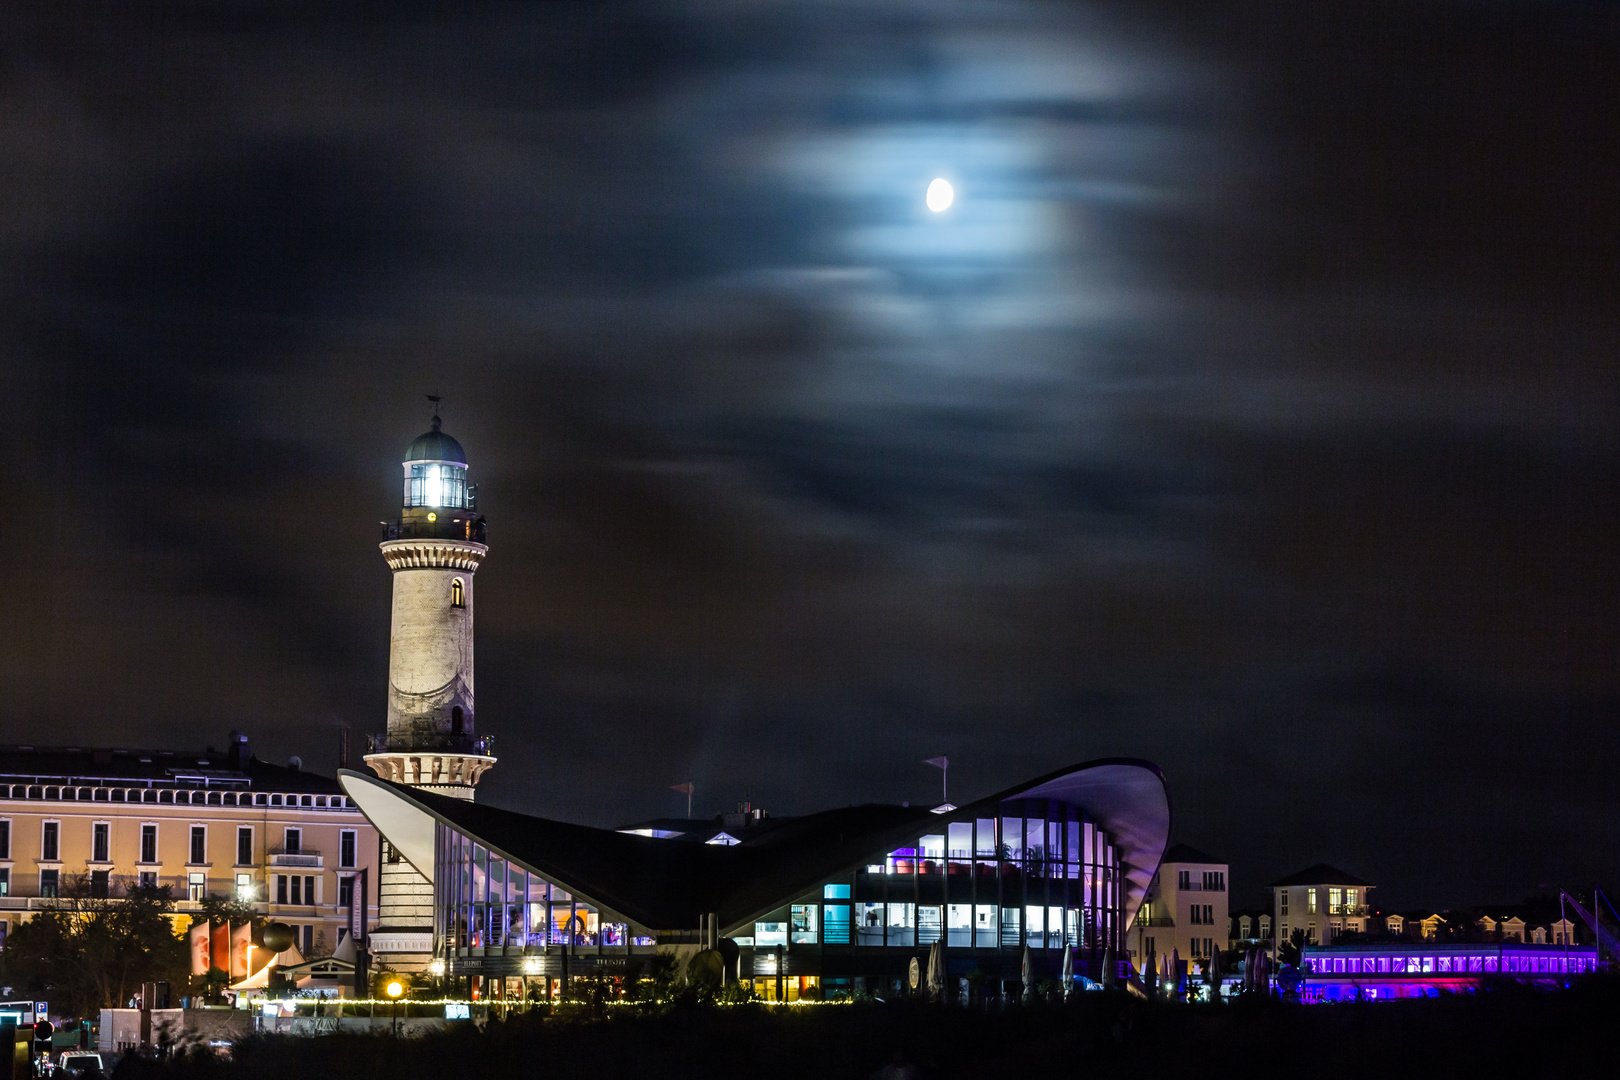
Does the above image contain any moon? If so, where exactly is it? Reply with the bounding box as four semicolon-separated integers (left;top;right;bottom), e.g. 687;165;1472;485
926;178;954;213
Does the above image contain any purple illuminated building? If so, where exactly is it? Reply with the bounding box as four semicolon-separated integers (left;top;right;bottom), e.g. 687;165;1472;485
1301;943;1598;1001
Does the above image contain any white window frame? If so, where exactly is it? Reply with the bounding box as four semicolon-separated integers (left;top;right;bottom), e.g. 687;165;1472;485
39;867;60;897
284;827;301;855
40;819;62;863
188;871;206;903
188;824;208;866
91;820;113;864
236;825;254;867
138;822;159;865
339;829;357;869
0;817;10;860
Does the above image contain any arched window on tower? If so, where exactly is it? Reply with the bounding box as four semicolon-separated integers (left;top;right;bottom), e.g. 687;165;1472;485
451;707;465;735
451;578;465;608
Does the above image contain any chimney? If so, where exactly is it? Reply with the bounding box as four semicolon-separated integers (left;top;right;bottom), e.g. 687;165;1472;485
227;731;251;769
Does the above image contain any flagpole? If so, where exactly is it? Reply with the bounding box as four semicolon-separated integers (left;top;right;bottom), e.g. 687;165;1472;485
923;756;949;807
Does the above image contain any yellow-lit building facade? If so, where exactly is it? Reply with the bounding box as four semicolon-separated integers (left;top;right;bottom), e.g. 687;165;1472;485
0;735;379;959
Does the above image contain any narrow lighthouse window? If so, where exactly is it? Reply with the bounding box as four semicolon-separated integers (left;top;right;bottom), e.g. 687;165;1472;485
451;578;465;608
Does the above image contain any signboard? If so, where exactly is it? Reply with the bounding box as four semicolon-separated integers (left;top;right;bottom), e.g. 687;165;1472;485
445;1003;470;1020
32;1005;45;1021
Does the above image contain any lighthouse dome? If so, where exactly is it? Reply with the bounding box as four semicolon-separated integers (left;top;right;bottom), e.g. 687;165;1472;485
404;422;467;465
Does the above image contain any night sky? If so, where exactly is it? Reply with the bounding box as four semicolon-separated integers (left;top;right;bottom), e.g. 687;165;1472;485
4;1;1616;911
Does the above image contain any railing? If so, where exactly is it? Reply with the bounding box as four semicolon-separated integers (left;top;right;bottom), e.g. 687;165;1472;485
1329;905;1370;916
381;518;487;544
1134;916;1176;927
269;848;323;867
366;732;496;756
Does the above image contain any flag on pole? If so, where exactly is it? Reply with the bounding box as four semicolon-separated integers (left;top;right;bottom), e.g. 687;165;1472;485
188;920;211;976
210;921;229;975
230;921;253;978
670;781;695;817
923;757;947;770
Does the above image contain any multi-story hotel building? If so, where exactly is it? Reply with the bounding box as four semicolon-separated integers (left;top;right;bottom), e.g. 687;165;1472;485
1130;843;1230;977
1270;863;1373;952
0;734;379;958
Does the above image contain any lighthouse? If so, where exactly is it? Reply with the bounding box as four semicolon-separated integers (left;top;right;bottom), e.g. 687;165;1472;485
364;403;496;970
365;407;495;796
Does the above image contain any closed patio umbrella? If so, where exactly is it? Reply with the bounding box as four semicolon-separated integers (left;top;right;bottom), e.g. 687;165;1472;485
1170;948;1182;999
926;939;946;1002
1060;943;1073;1000
1021;945;1033;1004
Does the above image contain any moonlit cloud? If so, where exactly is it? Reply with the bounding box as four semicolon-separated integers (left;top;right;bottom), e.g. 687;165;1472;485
1;0;1616;908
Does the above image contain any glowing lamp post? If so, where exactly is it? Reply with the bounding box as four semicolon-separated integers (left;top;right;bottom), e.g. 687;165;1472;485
385;979;404;1036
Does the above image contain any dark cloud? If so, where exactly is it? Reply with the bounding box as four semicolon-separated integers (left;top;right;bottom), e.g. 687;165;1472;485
2;0;1616;909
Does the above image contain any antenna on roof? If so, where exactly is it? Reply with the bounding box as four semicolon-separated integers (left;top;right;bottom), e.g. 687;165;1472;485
426;393;442;430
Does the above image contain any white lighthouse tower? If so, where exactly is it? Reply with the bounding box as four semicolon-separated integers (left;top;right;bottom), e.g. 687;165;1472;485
364;403;496;971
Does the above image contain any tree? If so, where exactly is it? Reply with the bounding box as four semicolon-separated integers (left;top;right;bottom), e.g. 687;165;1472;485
0;875;189;1017
1277;928;1306;968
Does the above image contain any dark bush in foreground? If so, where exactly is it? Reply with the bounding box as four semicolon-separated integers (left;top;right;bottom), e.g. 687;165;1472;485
154;979;1619;1080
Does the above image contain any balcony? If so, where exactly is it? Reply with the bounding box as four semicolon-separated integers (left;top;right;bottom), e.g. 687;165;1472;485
366;732;496;756
269;848;323;868
381;518;487;544
1134;916;1176;928
1329;905;1370;917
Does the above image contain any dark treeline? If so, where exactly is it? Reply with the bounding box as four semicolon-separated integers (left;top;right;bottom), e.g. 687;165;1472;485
146;981;1617;1080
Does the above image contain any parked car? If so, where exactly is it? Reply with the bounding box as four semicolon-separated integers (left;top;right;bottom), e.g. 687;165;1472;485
56;1052;105;1078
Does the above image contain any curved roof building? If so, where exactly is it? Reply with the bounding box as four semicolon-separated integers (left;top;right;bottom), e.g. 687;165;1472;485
340;758;1170;998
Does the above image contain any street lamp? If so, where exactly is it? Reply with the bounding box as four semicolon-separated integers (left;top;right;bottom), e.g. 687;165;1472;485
385;979;404;1036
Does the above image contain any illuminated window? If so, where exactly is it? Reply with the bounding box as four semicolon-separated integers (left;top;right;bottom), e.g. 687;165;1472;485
236;873;255;902
188;871;205;903
451;578;465;608
1329;887;1342;913
1307;888;1317;914
823;904;850;943
791;904;818;944
407;463;468;509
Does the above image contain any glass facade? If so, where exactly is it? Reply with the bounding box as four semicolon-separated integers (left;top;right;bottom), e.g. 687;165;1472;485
435;822;652;957
405;462;469;509
430;795;1126;993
